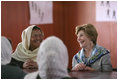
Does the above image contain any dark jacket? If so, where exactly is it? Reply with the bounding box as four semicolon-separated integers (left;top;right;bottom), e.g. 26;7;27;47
1;63;26;79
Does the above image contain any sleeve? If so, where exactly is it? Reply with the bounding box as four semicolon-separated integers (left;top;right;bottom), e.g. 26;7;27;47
72;55;78;68
101;53;112;71
10;58;24;68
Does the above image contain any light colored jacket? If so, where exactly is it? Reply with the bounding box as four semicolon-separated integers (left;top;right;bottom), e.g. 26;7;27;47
72;45;112;71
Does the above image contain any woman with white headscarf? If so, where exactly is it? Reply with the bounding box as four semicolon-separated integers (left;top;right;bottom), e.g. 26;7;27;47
10;25;44;69
24;36;72;79
1;36;26;79
1;36;12;65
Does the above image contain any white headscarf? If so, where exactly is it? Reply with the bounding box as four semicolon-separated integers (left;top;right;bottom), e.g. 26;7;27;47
1;36;12;65
24;36;70;79
12;25;39;62
37;36;69;79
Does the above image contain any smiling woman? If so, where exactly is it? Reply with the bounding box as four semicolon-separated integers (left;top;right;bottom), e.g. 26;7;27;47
10;25;44;69
72;24;112;71
29;26;44;51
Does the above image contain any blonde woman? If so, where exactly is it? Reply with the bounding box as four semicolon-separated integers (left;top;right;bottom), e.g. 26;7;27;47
72;24;112;71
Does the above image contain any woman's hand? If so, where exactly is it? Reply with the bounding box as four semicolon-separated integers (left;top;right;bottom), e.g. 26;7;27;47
72;63;86;71
84;66;95;71
23;59;38;69
72;63;95;71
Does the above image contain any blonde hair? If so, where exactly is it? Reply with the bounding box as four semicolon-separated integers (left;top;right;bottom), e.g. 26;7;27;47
75;24;98;45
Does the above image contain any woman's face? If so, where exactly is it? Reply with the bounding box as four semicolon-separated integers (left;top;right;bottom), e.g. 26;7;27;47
30;29;43;50
77;30;91;48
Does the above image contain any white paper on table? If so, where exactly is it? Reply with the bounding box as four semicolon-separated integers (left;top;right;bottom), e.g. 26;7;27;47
96;1;117;22
29;1;53;24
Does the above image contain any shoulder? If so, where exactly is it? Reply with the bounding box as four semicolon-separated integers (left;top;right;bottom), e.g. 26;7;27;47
95;45;111;62
96;45;110;54
16;43;23;49
73;50;81;59
101;53;111;59
1;64;26;79
3;64;24;72
74;50;81;57
2;64;18;69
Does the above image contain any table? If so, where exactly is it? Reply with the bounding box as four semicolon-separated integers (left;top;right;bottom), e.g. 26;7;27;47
69;71;117;79
23;69;117;79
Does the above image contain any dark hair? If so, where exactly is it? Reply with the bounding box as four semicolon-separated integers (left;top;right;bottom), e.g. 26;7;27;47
32;26;44;36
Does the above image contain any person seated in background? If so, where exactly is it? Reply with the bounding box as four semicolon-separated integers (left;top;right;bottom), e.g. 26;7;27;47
72;24;112;71
24;36;73;79
1;36;26;79
10;25;44;69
